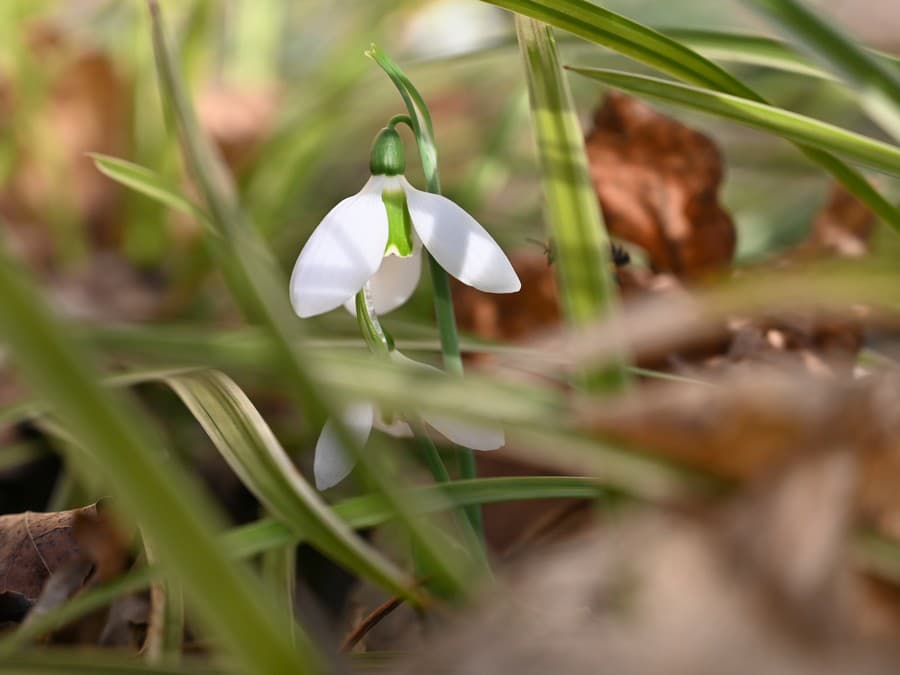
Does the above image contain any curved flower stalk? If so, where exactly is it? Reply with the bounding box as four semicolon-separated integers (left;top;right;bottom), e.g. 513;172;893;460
314;353;504;490
290;126;520;318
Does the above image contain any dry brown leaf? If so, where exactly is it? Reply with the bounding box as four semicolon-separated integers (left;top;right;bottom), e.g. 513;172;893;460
804;183;876;259
453;251;561;344
0;503;99;602
586;93;736;276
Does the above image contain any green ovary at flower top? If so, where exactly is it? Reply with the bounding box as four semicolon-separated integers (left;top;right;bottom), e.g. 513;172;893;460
289;125;521;319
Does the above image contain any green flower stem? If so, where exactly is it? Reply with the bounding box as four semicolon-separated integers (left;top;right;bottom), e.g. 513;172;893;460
354;291;487;577
354;286;455;488
411;423;490;571
368;45;484;543
388;114;414;130
415;429;453;483
355;288;391;356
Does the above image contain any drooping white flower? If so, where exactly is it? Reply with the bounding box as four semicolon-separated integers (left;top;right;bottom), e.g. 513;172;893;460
290;127;520;319
313;353;504;490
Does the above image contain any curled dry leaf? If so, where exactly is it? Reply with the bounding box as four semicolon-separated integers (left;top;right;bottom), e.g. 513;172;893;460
804;183;876;259
0;500;130;637
586;93;736;276
0;503;100;603
453;251;560;345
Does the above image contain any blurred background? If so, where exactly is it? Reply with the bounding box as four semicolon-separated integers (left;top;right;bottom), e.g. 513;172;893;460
1;0;900;664
0;0;896;506
0;0;895;487
2;0;897;328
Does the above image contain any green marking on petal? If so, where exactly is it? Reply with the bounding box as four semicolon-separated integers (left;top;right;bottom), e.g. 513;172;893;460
382;188;414;257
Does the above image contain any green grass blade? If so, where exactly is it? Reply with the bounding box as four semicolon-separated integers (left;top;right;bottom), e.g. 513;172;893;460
159;369;421;604
146;1;464;599
262;544;298;646
568;67;900;176
664;29;830;78
0;358;693;502
516;17;628;391
1;476;613;649
480;0;900;232
664;28;900;80
484;0;755;95
90;154;208;223
742;0;900;142
3;476;617;651
142;540;185;664
0;247;316;672
14;471;900;648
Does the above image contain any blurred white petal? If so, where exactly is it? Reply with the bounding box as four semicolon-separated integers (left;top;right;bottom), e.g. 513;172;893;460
313;403;374;490
390;352;505;451
402;177;520;293
290;176;389;317
373;415;414;438
344;245;423;316
422;413;505;450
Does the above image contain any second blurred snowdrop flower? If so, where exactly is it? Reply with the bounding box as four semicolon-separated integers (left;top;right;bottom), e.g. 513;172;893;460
313;352;504;490
290;126;520;318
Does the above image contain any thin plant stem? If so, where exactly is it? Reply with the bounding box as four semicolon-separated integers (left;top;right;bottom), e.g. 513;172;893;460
367;45;485;543
411;423;490;569
415;428;453;484
354;286;456;490
355;284;486;563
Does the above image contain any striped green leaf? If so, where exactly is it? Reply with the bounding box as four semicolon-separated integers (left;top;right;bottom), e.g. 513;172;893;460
516;17;628;390
90;154;208;223
569;67;900;176
480;0;900;232
0;239;315;672
742;0;900;142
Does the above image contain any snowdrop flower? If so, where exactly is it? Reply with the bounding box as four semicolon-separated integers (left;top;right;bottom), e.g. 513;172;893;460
290;126;520;318
313;353;504;490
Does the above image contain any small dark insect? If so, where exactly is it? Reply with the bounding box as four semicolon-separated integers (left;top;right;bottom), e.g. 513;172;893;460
526;237;555;266
610;242;631;267
527;238;630;269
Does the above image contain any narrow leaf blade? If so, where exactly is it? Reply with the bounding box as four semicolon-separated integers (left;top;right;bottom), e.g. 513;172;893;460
516;17;628;390
569;67;900;176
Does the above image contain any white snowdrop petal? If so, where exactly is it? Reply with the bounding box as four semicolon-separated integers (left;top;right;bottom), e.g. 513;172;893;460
402;178;520;293
313;403;375;490
344;245;423;316
388;352;505;451
422;413;505;451
290;176;390;318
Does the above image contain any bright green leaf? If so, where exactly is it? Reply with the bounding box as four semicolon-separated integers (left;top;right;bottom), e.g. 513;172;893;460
569;67;900;176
